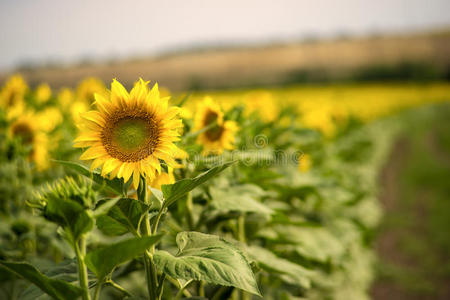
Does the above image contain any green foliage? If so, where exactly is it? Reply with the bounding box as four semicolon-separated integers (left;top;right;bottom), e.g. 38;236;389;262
209;184;274;216
3;80;440;300
85;235;163;280
161;161;234;208
96;197;149;236
0;261;82;300
248;245;311;288
154;231;261;296
55;160;124;195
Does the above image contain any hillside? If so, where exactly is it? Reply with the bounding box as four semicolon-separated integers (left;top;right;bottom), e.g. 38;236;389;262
1;29;449;90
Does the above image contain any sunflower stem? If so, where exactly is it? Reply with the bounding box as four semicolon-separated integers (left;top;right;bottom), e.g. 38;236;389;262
186;192;195;230
105;280;132;297
74;236;91;300
139;177;158;300
93;279;103;300
175;279;194;300
237;215;250;300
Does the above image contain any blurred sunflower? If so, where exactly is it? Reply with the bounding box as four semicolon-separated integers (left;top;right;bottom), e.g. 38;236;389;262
244;90;278;122
71;100;89;123
74;79;183;189
57;88;74;109
194;97;238;155
149;146;189;189
0;74;28;119
76;77;106;103
298;154;311;173
149;168;175;189
9;112;49;170
37;107;63;132
35;83;52;104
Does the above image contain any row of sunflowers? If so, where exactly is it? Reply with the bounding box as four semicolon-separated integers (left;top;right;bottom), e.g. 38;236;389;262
0;74;449;300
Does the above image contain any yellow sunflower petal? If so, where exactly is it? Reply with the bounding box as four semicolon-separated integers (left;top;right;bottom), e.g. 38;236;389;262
80;146;107;160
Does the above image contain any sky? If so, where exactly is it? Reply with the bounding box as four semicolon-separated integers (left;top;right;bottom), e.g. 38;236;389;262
0;0;449;71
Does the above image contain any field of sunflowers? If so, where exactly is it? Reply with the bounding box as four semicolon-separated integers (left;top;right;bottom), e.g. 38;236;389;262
0;74;449;300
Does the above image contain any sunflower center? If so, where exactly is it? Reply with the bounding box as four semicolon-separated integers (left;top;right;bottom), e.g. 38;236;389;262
12;122;34;145
112;119;149;150
204;111;224;141
101;110;160;162
6;90;18;106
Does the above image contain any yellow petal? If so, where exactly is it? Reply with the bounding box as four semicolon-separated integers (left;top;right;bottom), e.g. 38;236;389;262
81;111;105;127
94;93;113;115
80;146;106;160
111;79;129;105
132;170;140;190
121;163;134;183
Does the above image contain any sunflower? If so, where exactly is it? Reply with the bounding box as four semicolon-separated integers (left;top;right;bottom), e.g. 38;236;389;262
298;154;311;173
10;112;49;170
74;79;184;189
76;77;106;103
149;168;175;190
194;97;238;155
70;100;89;123
57;88;74;109
0;74;28;119
35;83;52;104
36;107;63;132
149;146;188;189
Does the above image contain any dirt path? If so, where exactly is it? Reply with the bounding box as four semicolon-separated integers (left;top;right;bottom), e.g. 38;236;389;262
371;106;450;300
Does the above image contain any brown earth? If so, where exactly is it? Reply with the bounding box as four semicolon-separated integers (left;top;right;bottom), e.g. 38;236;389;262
371;121;450;300
1;29;449;90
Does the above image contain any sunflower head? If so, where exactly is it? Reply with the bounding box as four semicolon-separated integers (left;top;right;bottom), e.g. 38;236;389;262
57;88;74;109
74;79;184;189
194;97;238;155
10;112;49;170
76;77;106;103
298;154;311;173
36;107;63;132
31;176;96;216
35;83;52;104
0;74;28;112
244;90;278;122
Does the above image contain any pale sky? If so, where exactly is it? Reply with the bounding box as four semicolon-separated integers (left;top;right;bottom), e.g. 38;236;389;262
0;0;449;71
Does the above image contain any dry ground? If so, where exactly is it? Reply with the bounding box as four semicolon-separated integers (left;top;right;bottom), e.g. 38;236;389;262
1;30;449;90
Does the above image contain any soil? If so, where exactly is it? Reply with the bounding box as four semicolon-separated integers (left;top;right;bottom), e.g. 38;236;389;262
371;125;450;300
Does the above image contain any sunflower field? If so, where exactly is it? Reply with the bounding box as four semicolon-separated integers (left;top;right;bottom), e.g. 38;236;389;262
0;74;449;300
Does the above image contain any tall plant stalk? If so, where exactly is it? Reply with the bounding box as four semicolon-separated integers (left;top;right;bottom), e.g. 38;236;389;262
138;177;159;300
75;236;91;300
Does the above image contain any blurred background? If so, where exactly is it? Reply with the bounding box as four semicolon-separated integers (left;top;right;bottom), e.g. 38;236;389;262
0;0;449;90
1;1;449;299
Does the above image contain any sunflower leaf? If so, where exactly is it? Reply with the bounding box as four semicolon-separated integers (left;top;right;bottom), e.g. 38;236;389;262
209;184;273;216
96;197;149;236
161;161;234;208
85;235;164;280
0;261;82;300
153;231;261;296
54;160;123;195
247;245;312;289
43;196;94;243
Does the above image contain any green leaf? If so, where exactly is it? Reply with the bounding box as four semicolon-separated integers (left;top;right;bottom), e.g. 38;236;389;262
154;231;261;296
209;184;273;216
55;160;123;195
44;196;94;243
247;246;311;288
161;161;234;208
0;261;82;300
96;197;149;236
93;197;121;217
149;188;164;210
85;234;164;280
